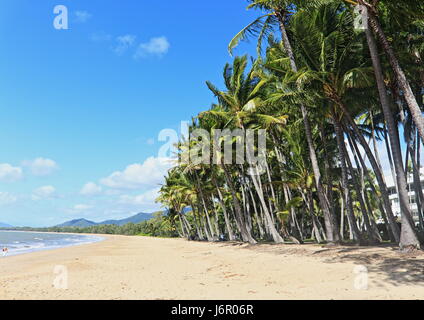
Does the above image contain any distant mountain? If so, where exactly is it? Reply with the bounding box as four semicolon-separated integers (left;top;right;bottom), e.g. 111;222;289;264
100;212;153;226
56;218;97;228
0;222;13;228
56;212;154;228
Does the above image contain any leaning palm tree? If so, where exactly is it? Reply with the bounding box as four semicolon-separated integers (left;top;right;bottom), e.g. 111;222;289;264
201;55;285;243
229;0;340;243
352;0;424;147
290;2;391;242
358;5;421;249
156;0;423;249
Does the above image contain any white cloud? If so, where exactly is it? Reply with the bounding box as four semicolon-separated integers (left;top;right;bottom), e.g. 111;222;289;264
80;182;102;196
22;158;58;177
114;34;137;55
119;188;160;206
0;163;23;182
75;11;92;23
32;186;56;200
100;157;174;190
0;192;17;205
134;36;170;59
73;204;93;211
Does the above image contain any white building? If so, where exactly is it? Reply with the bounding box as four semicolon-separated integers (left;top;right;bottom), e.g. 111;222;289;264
386;168;424;223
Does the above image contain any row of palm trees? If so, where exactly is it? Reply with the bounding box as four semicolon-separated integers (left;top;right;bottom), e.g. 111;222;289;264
157;0;424;250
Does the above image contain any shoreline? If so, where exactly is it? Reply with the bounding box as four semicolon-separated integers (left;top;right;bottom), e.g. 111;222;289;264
1;235;424;300
0;230;105;257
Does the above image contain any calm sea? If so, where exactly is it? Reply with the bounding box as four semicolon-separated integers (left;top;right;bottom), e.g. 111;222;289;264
0;231;103;257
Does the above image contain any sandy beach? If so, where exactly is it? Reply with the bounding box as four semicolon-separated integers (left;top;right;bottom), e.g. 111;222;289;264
0;235;423;300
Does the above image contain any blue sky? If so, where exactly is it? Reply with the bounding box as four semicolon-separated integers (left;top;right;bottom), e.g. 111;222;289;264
0;0;259;226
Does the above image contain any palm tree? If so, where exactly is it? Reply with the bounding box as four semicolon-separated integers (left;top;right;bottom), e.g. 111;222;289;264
355;0;424;146
156;0;423;250
361;10;421;249
229;0;340;243
201;55;284;243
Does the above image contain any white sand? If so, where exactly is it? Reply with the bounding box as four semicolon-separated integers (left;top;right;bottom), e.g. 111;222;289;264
0;235;423;300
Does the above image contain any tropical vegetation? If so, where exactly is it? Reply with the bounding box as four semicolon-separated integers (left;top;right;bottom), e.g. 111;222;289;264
4;212;178;237
157;0;424;251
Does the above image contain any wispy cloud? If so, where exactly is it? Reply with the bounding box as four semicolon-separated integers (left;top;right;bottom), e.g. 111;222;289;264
119;188;160;206
74;11;92;23
0;163;23;182
90;32;112;42
32;186;57;201
113;34;137;55
134;36;170;59
22;158;58;177
73;204;93;211
0;192;18;206
100;157;173;190
80;182;102;196
91;33;170;60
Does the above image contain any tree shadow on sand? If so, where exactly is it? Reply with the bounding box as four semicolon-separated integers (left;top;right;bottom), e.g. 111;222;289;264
216;241;424;288
319;246;424;288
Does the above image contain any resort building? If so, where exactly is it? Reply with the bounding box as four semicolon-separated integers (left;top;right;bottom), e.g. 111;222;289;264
386;168;424;223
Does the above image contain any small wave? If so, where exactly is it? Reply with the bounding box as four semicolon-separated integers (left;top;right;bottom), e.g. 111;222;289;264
1;233;104;257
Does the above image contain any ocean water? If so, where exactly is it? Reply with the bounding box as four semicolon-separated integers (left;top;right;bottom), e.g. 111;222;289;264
0;231;103;257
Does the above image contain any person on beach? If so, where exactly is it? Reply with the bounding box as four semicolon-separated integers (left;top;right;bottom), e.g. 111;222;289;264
2;247;8;257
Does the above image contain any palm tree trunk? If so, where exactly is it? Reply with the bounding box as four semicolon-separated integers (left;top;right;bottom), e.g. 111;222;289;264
344;134;380;244
333;115;362;243
178;213;188;238
276;9;339;243
370;118;396;239
250;165;284;243
213;179;236;241
193;171;217;240
284;185;303;243
210;198;221;238
346;126;396;241
383;128;399;203
320;124;337;227
181;214;193;238
364;24;421;250
302;190;324;243
405;142;411;179
190;202;205;240
199;190;217;240
196;200;212;241
221;162;257;244
347;134;383;243
338;100;400;242
370;111;385;176
264;153;278;217
248;188;265;239
409;136;424;231
339;184;346;240
416;132;424;230
241;183;253;234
